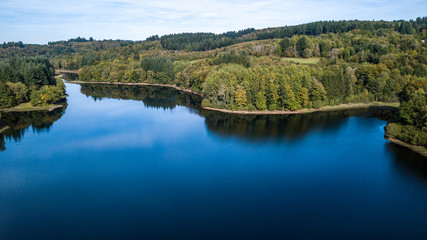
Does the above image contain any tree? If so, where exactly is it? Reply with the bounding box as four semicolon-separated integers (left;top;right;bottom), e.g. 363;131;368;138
279;38;292;56
7;82;28;104
0;83;16;108
234;85;247;108
310;78;327;101
398;83;426;129
298;87;309;108
282;85;297;110
399;21;414;34
302;48;312;58
296;36;309;57
255;91;267;110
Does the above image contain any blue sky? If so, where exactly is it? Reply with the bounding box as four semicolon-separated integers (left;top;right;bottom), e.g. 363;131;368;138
1;0;425;44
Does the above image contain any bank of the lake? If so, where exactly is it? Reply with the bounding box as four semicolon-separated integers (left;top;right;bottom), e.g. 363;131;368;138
67;80;398;114
0;102;63;113
385;136;427;158
203;102;398;115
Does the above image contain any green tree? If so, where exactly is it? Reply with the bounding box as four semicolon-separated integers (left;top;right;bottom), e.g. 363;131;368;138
398;83;426;129
255;91;267;110
0;83;16;108
310;78;327;101
279;38;292;56
7;82;28;104
298;87;309;108
296;36;309;57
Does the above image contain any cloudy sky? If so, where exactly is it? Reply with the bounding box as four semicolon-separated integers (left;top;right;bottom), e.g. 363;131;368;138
1;0;425;44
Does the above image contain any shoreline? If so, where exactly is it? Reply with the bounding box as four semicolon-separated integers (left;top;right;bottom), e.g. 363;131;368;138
0;103;63;113
385;137;427;158
203;102;398;115
67;80;398;115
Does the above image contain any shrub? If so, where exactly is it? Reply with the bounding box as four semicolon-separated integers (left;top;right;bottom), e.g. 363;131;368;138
247;104;255;111
312;100;323;109
268;103;277;111
201;99;211;108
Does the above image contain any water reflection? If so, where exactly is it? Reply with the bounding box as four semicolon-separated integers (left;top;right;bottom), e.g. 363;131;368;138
78;83;396;142
1;82;426;239
79;84;202;111
200;109;394;142
0;107;66;151
387;143;427;181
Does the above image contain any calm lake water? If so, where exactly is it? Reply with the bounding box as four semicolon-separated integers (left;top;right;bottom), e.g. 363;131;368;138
0;83;426;239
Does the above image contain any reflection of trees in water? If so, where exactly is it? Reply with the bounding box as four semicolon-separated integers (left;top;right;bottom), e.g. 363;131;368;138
201;108;395;142
386;143;427;181
80;84;202;111
80;83;397;142
0;106;66;151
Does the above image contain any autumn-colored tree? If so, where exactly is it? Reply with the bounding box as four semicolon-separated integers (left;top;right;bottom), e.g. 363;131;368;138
234;85;247;108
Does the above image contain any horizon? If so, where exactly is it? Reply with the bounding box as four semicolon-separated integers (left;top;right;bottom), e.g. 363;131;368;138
5;17;425;46
1;0;426;44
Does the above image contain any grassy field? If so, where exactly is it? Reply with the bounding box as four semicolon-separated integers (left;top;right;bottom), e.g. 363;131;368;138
281;57;320;64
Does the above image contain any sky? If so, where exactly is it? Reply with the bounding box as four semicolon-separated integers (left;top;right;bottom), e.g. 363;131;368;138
0;0;425;44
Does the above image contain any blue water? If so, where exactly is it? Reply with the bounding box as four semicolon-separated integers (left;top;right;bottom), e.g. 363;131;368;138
0;83;426;239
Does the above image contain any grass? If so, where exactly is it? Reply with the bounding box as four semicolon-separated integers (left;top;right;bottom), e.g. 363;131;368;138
0;102;62;112
281;57;320;64
317;102;399;111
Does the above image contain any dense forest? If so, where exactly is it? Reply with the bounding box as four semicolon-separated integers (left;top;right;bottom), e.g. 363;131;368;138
1;17;426;147
0;57;65;108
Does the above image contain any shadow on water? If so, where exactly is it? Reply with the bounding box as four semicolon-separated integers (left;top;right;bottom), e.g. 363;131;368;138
200;108;394;142
0;106;67;151
386;142;427;181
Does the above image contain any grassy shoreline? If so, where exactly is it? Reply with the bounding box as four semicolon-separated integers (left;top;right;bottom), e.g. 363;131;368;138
0;102;63;112
203;102;398;115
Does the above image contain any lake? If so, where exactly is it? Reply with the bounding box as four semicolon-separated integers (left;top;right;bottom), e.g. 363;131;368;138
0;83;426;239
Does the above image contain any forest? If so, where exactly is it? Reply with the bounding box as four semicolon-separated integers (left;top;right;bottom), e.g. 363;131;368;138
0;17;426;147
0;57;65;108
